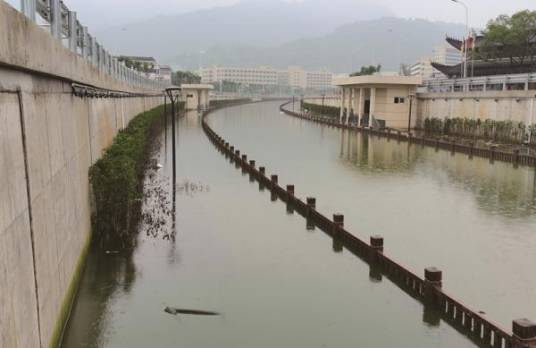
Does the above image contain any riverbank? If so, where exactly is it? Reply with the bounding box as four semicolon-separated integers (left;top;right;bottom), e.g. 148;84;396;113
89;104;171;250
283;102;536;167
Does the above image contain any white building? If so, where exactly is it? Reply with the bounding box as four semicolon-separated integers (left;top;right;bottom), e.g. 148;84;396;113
117;56;172;82
200;66;279;86
432;43;462;66
410;43;462;79
201;65;333;91
410;56;434;78
287;66;333;90
157;65;172;82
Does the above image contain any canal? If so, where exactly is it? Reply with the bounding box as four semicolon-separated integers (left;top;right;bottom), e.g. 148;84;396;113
61;101;536;347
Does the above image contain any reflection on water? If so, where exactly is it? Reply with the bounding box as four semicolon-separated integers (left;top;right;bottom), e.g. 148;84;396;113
207;101;536;329
61;249;137;347
338;129;536;219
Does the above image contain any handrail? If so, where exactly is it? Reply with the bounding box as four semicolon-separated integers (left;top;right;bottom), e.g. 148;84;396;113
423;73;536;92
16;0;170;90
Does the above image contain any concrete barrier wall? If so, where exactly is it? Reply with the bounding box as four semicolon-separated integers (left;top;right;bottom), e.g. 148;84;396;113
303;96;340;108
0;3;165;345
305;91;536;128
417;90;536;127
0;66;162;348
0;1;158;93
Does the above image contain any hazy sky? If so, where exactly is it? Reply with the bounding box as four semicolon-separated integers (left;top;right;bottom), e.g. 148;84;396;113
5;0;535;30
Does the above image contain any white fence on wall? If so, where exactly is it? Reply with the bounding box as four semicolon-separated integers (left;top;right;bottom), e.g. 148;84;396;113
423;73;536;93
16;0;170;90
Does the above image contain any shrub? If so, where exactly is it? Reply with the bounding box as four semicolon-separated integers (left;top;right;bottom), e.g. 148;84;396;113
423;117;530;144
301;101;340;118
89;104;166;250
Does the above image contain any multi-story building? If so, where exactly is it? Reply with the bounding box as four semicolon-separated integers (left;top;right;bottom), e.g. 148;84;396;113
117;56;172;82
286;66;333;90
432;43;462;67
410;56;434;78
200;66;279;86
200;65;334;91
410;43;462;79
157;65;173;82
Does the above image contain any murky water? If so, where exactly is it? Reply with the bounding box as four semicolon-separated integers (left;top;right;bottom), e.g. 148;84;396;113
62;102;536;347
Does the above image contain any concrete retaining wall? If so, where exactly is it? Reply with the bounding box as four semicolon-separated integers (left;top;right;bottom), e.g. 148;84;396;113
303;96;340;108
305;91;536;128
0;67;161;348
416;90;536;127
0;3;164;347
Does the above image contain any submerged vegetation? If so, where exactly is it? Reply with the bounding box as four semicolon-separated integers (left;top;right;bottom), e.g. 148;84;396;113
89;105;166;250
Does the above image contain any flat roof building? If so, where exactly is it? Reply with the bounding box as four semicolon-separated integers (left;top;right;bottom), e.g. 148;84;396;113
334;75;422;129
200;65;333;91
410;57;433;79
181;84;214;111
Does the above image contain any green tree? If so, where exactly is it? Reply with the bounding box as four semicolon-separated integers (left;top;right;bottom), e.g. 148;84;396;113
480;10;536;66
172;71;201;85
350;64;382;76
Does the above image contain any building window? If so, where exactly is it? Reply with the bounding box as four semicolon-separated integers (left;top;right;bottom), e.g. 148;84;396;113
394;97;405;104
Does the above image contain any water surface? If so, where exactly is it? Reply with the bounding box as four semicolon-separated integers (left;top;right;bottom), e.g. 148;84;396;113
207;101;536;329
61;105;483;347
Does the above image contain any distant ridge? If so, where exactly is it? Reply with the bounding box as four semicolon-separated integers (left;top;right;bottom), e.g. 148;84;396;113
95;0;391;60
169;17;466;72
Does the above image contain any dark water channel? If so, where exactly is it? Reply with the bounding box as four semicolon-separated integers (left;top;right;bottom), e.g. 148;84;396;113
61;102;536;347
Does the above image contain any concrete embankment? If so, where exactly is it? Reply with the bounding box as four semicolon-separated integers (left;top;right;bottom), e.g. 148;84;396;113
0;2;163;347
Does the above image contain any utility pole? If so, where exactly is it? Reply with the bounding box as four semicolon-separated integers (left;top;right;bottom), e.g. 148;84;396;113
165;88;181;188
407;94;415;133
451;0;469;79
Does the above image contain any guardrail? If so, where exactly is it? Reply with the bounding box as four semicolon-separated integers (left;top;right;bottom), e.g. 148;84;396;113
200;100;536;348
423;73;536;93
16;0;169;90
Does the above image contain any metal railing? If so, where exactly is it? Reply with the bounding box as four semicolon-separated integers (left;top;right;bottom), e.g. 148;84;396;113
423;73;536;93
18;0;170;90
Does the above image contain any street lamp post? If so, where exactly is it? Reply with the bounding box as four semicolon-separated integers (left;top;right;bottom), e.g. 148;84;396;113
407;93;415;133
451;0;469;79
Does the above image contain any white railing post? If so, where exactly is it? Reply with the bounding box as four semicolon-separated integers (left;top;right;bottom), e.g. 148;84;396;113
68;11;77;52
21;0;36;22
50;0;62;39
99;46;104;71
91;38;97;66
81;27;88;58
18;0;163;90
